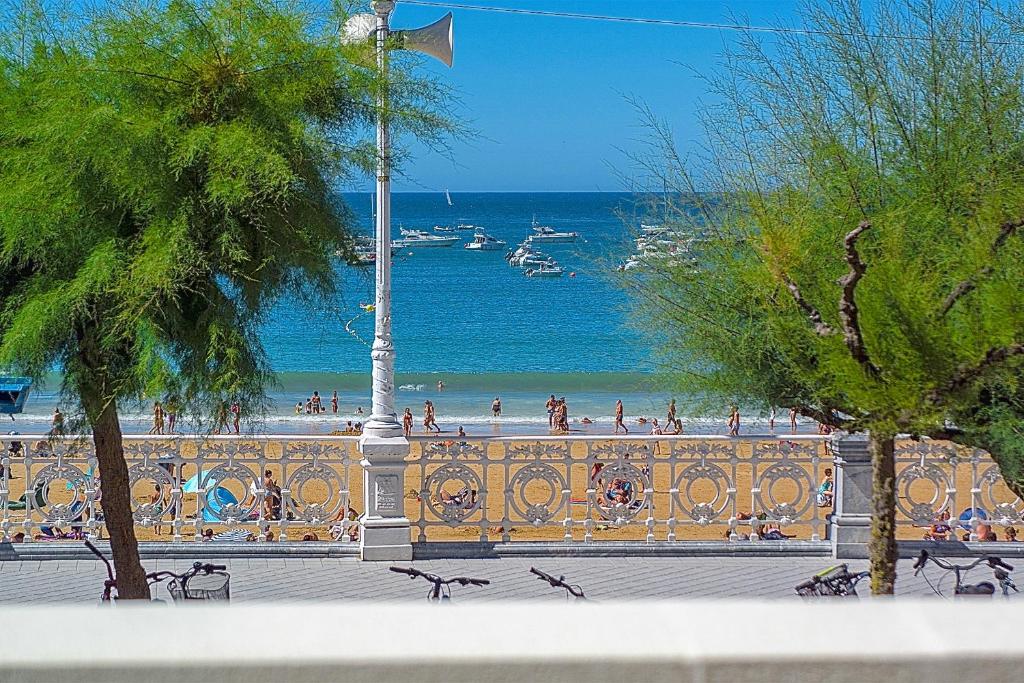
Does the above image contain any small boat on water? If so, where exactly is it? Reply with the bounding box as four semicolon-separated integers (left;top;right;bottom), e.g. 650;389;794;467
528;218;578;243
525;262;564;278
433;224;456;233
464;232;507;251
455;222;482;231
395;229;459;248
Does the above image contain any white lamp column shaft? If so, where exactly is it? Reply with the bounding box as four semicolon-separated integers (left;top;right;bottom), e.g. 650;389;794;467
365;0;401;439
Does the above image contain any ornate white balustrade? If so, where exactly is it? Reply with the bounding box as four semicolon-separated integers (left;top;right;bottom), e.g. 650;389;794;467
2;433;1020;546
0;435;361;542
407;434;833;543
894;440;1024;538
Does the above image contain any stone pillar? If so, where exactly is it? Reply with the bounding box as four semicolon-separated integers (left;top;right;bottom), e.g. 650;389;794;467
358;436;412;561
831;432;872;559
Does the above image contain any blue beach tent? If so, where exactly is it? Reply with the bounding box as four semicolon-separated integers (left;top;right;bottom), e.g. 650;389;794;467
0;377;32;416
182;473;241;522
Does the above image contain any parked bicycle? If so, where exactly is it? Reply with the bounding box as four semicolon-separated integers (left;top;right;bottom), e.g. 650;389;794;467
85;540;230;603
388;565;489;602
530;567;587;601
913;550;1017;598
795;564;870;597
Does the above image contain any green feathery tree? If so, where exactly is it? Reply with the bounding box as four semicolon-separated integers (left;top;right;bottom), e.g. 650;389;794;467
626;0;1024;594
0;0;454;598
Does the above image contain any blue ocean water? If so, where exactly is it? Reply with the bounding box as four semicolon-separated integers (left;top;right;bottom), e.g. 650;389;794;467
11;193;800;434
262;191;648;375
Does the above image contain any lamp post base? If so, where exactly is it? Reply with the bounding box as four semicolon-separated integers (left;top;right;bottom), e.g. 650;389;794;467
358;434;412;561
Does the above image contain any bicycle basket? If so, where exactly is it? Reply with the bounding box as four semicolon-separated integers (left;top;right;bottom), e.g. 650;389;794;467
168;572;230;602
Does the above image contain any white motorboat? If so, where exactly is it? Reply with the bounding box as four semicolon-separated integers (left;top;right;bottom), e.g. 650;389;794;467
395;229;459;247
528;218;579;243
525;262;564;277
433;224;456;233
455;223;482;231
464;232;507;251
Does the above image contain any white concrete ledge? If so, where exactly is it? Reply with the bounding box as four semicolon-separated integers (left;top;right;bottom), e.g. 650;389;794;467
1;601;1021;682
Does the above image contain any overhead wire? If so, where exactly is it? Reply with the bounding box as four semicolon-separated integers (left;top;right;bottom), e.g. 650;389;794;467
399;0;1021;46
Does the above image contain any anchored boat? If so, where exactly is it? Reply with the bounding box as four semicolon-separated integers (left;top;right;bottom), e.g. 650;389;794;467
395;229;459;248
464;232;507;251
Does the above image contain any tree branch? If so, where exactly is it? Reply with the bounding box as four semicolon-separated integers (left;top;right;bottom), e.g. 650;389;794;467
837;221;879;377
939;217;1024;317
783;275;835;336
930;344;1024;403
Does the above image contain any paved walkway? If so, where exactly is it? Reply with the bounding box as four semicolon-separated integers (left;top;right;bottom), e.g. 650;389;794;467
0;556;964;603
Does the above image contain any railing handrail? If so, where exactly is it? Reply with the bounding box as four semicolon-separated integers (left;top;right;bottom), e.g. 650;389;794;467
1;433;830;442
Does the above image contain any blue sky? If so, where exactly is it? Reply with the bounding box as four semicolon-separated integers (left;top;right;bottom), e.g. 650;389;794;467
380;0;799;192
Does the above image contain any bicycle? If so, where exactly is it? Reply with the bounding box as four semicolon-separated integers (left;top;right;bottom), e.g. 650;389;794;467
530;567;587;601
913;550;1018;598
85;540;230;603
388;565;489;602
795;564;870;597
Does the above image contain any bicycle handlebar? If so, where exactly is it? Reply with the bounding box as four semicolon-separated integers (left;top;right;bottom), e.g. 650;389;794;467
913;549;928;570
987;557;1014;571
390;565;423;578
530;567;586;598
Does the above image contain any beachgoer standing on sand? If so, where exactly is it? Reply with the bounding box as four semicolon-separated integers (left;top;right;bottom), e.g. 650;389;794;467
150;401;165;435
230;401;241;434
614;399;628;434
402;408;413;437
789;407;798;434
214;401;230;434
769;406;777;432
666;399;676;425
727;405;740;436
166;397;178;433
331;391;339;414
491;397;502;417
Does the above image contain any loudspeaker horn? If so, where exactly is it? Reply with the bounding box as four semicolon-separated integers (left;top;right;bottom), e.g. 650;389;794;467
394;12;453;67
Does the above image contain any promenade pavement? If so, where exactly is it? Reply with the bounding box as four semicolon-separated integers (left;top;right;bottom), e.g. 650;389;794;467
0;556;962;603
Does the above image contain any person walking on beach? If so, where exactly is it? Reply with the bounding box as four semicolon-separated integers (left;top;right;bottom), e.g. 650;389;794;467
556;398;569;432
51;406;64;436
545;394;556;428
150;401;165;435
230;400;241;434
614;399;628;434
789;407;798;434
424;400;441;433
215;401;230;434
727;405;740;436
403;408;413;437
491;397;502;417
666;399;676;425
769;406;777;432
331;391;339;414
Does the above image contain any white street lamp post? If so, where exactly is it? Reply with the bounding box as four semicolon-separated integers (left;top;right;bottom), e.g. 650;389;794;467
348;0;453;560
364;0;401;440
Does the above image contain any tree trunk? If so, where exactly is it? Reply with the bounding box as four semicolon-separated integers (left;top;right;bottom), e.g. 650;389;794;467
77;369;150;600
869;432;897;595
